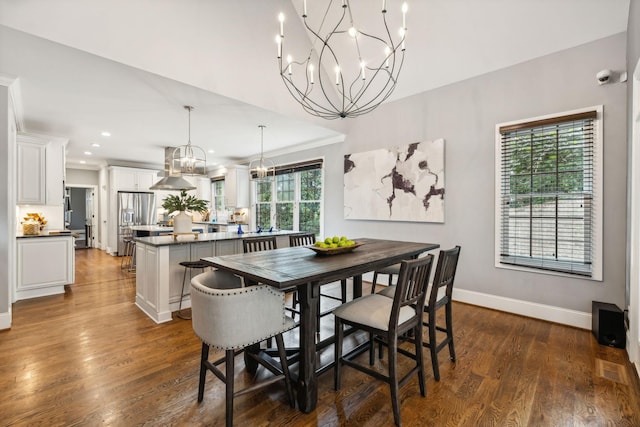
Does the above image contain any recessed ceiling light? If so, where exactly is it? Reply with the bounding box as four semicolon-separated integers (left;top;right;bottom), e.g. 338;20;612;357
79;160;86;164
208;149;215;153
84;151;92;155
101;131;111;137
91;143;101;147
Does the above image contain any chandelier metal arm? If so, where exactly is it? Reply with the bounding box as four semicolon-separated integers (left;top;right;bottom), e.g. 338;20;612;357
276;0;407;119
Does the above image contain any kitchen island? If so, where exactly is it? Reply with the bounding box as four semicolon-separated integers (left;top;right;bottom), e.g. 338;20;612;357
134;230;303;323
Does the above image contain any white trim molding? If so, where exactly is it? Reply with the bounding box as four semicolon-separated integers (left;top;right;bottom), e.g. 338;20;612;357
453;288;591;330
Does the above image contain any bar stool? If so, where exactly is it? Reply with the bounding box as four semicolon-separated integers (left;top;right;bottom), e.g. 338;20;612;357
177;261;209;319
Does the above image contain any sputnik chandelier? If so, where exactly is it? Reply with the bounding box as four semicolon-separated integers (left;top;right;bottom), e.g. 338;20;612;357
276;0;408;119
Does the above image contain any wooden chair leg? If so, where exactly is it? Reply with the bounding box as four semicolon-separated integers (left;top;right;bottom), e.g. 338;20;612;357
225;349;235;427
371;271;379;294
446;302;456;362
429;311;440;381
415;325;426;397
198;343;209;402
334;318;344;390
388;334;401;427
275;333;295;407
340;279;347;303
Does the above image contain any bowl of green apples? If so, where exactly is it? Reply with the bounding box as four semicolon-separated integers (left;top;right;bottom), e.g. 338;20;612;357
309;235;362;256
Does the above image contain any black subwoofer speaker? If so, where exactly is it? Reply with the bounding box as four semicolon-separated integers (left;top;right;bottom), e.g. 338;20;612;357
592;301;626;349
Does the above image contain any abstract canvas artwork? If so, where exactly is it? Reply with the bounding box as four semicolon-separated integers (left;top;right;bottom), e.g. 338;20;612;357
344;139;445;222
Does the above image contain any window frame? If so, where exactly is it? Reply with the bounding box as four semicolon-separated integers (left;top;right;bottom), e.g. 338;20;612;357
251;158;324;236
494;105;603;281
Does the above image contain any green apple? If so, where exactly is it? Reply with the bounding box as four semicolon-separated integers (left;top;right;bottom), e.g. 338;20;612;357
332;236;340;243
324;237;332;245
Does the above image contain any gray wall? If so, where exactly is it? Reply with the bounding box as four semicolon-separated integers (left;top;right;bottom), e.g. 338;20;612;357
272;33;628;314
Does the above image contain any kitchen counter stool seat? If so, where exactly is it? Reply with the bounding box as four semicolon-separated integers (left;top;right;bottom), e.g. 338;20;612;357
177;261;209;320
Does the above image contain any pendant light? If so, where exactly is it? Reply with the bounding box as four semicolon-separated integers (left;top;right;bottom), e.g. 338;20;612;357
170;106;207;176
249;125;275;181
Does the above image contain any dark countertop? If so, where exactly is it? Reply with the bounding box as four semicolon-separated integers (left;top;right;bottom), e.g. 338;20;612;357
17;231;79;239
134;230;302;247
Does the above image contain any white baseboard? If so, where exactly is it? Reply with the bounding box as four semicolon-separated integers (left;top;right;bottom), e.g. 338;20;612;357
0;311;12;330
453;288;591;330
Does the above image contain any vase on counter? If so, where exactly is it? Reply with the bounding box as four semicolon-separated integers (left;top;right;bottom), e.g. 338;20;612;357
173;211;192;234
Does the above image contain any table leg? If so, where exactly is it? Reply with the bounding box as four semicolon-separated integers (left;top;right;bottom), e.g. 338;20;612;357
297;281;319;413
353;274;363;299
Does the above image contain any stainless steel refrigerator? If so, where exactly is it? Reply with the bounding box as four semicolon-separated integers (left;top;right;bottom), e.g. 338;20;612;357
117;191;156;256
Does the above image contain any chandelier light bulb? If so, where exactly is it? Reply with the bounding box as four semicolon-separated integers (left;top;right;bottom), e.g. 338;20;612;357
276;35;282;58
308;63;314;84
335;65;340;85
348;27;357;38
278;13;285;37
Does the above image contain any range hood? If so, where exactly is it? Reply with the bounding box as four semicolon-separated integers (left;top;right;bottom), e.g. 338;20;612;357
149;147;197;190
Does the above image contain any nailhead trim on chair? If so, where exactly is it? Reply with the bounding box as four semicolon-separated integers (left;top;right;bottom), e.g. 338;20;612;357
192;284;293;351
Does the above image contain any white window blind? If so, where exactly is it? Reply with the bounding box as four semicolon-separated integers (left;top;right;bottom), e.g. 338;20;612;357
498;109;599;277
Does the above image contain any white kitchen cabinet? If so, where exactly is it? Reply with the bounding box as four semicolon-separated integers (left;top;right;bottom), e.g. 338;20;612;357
223;165;249;208
16;236;75;300
183;176;212;204
110;166;158;191
17;133;66;205
17;139;45;204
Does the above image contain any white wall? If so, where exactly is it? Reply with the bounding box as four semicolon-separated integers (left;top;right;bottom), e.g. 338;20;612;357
626;0;640;379
66;168;99;186
270;34;628;326
0;84;12;327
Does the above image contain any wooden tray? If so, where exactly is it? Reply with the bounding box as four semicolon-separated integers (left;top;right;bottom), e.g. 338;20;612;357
308;242;362;256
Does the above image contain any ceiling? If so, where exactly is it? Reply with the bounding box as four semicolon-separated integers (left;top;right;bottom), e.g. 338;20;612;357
0;0;630;171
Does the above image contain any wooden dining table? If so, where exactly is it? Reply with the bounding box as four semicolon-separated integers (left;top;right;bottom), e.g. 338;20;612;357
200;237;439;413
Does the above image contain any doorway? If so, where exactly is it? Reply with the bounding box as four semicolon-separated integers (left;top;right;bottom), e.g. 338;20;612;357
66;185;97;249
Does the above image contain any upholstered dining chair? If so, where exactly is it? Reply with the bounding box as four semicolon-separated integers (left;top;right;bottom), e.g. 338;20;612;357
333;255;434;427
190;272;295;427
377;246;461;381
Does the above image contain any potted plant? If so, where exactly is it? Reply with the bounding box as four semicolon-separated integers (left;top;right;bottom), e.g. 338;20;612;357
162;190;209;234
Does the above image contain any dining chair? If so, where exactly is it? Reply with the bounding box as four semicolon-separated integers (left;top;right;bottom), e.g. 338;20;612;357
289;233;349;325
377;246;461;381
190;273;296;427
333;255;434;427
370;263;401;294
242;235;278;253
243;235;300;326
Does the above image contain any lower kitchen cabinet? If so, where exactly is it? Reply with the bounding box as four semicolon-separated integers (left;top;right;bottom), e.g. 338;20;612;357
16;236;75;300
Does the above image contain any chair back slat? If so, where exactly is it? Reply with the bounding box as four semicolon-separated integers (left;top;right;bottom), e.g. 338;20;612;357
429;246;461;307
243;236;278;253
390;255;434;329
289;232;315;247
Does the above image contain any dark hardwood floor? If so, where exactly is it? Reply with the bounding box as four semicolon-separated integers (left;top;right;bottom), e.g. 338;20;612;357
1;248;639;426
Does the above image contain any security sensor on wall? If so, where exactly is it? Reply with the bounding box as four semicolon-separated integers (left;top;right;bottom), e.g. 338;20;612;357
596;69;612;85
596;69;627;85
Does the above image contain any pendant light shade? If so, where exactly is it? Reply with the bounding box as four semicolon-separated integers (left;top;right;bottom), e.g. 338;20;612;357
249;125;275;181
171;106;207;176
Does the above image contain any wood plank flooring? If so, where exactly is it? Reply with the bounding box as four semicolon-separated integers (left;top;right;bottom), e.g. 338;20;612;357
1;248;640;426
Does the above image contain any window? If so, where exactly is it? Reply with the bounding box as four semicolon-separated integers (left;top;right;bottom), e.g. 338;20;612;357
495;106;602;280
211;178;224;212
254;159;323;236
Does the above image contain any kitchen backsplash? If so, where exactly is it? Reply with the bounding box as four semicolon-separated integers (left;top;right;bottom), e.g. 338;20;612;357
17;205;64;232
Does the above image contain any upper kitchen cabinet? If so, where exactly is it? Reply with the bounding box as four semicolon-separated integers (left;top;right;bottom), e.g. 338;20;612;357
110;166;158;192
220;165;249;208
17;133;66;205
184;175;212;203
